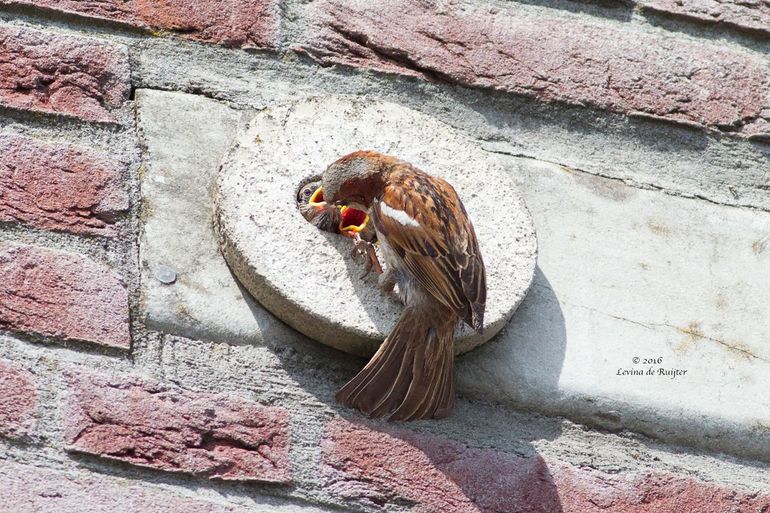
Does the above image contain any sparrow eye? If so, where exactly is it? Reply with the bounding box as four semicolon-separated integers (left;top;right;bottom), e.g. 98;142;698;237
298;183;318;203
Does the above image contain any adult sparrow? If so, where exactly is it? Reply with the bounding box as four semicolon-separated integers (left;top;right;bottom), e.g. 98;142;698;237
322;151;486;421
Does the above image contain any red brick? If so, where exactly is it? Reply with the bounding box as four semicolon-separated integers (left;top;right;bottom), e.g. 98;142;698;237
296;1;770;137
0;26;129;123
640;0;770;38
2;0;279;49
0;134;128;236
0;459;273;513
0;360;37;440
63;368;291;483
554;466;770;512
322;418;770;512
0;245;129;349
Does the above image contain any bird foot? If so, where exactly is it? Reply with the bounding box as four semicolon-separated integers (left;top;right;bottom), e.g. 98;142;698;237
350;234;383;278
378;269;404;304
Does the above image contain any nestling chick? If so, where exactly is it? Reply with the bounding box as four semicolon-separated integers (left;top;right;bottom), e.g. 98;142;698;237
322;151;487;421
298;181;377;241
298;181;343;234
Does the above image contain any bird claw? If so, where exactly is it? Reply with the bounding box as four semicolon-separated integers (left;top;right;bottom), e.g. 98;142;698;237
350;234;383;278
378;270;404;304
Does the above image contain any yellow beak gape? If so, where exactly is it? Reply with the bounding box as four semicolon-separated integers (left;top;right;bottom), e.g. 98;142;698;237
308;186;326;207
308;185;368;233
339;206;370;233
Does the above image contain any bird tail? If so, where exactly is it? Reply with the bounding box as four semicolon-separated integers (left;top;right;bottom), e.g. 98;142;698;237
335;306;456;421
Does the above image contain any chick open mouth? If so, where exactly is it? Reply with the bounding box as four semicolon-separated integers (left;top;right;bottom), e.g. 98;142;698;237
339;205;369;233
308;186;326;207
306;185;369;234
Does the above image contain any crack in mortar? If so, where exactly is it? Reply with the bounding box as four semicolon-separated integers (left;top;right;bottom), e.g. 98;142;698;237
568;303;769;364
323;22;457;85
480;145;770;215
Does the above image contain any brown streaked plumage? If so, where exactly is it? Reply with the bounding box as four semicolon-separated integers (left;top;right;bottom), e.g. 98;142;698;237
322;151;487;421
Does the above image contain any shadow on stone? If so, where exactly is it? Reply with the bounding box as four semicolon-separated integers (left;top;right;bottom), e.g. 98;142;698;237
228;271;364;391
321;230;399;336
214;202;571;512
319;415;565;512
457;267;568;408
511;0;634;22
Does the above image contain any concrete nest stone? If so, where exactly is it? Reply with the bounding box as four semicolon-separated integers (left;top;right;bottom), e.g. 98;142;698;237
214;96;537;357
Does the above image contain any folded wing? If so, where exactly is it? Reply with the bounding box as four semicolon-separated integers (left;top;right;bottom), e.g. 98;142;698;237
372;169;486;331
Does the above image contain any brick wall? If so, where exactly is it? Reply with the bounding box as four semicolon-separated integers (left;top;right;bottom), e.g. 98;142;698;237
1;1;769;512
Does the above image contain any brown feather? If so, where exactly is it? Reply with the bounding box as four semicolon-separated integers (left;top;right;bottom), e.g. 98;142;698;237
371;166;486;332
324;151;486;421
335;304;456;421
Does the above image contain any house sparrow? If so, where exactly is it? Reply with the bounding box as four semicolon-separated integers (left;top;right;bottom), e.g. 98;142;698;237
298;181;380;274
298;181;343;234
322;151;486;421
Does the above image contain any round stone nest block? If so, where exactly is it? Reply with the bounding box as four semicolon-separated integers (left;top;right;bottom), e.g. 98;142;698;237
214;96;537;357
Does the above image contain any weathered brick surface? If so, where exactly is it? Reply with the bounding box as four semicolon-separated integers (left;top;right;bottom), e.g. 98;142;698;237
322;418;770;512
0;360;37;440
0;245;129;349
0;133;128;236
0;26;129;122
297;0;770;137
63;368;291;483
322;418;561;511
2;0;279;48
0;459;279;513
640;0;770;38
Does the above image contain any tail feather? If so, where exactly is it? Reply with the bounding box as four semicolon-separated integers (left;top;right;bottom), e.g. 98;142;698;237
369;350;414;418
339;331;405;413
336;306;456;421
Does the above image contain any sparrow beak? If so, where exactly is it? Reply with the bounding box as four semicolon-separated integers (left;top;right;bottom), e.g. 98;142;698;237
339;206;370;236
308;186;327;210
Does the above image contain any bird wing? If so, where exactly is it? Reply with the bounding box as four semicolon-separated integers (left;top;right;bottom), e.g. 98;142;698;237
371;171;486;331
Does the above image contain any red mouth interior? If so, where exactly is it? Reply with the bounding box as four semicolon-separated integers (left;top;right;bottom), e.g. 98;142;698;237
342;207;367;228
310;188;324;203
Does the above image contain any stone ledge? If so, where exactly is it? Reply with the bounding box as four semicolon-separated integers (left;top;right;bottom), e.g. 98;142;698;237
214;96;537;356
137;88;770;462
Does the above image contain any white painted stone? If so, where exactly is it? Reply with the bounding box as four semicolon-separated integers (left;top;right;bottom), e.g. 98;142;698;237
137;89;310;348
214;96;537;356
458;159;770;458
137;88;770;460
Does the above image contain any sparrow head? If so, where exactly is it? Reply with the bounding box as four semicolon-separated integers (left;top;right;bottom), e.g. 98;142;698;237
297;180;328;209
298;180;341;233
321;151;392;210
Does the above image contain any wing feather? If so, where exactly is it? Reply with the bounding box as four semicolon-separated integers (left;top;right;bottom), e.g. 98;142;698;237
372;170;486;330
